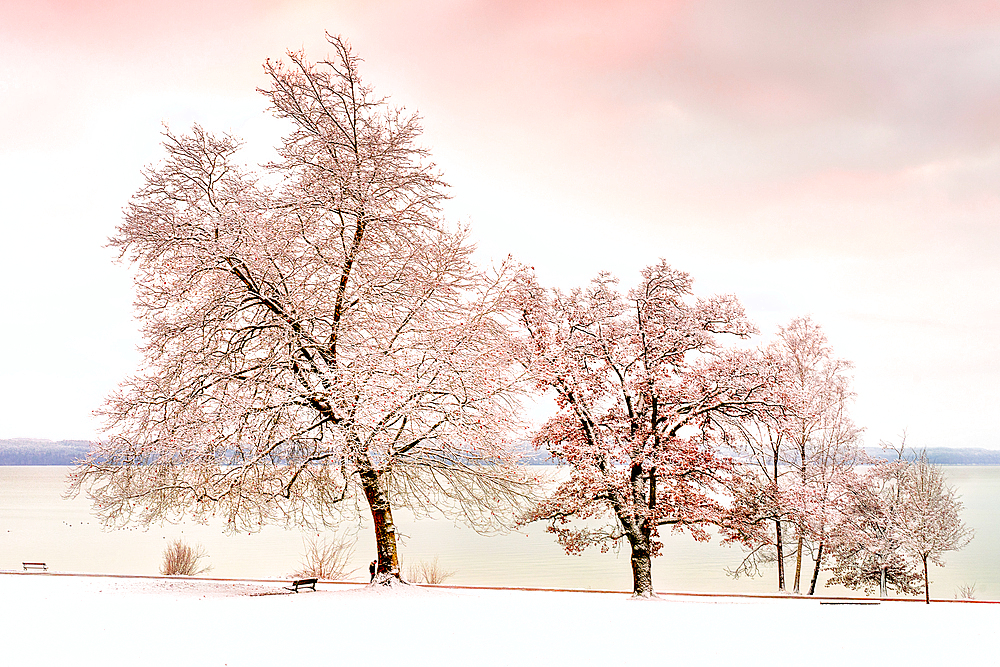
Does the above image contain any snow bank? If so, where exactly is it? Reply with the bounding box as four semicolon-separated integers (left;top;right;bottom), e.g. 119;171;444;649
0;574;993;666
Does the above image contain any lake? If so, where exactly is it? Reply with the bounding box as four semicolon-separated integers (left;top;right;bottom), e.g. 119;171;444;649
1;466;997;599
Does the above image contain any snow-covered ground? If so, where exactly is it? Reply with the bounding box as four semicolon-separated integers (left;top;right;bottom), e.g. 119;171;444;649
0;573;994;666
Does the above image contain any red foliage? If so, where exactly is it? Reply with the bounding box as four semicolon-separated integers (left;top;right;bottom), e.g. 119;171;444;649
516;261;791;594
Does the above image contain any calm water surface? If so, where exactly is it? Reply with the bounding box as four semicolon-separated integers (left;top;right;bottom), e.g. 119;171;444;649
1;466;996;598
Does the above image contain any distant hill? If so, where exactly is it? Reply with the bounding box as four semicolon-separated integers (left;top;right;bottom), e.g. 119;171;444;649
518;449;558;465
3;439;999;466
864;446;1000;465
511;439;559;465
0;439;92;465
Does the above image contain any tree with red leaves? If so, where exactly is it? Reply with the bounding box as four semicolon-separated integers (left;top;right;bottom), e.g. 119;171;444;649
517;262;789;597
69;35;535;584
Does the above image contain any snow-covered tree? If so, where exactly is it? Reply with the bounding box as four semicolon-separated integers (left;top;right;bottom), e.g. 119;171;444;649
778;318;863;594
724;397;795;590
826;456;923;597
517;262;790;597
790;425;864;596
896;451;973;603
68;35;535;584
828;441;971;601
727;317;863;594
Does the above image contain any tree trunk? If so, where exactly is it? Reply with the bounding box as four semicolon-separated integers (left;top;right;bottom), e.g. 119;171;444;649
621;465;655;597
792;440;806;594
792;530;803;593
773;455;784;591
807;542;823;595
775;519;785;591
923;555;930;604
629;535;654;597
358;467;401;584
880;567;887;598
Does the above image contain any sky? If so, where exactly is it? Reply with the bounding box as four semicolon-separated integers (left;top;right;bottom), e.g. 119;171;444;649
1;0;999;448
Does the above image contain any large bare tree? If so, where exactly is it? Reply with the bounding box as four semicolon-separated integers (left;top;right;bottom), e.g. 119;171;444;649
69;35;534;583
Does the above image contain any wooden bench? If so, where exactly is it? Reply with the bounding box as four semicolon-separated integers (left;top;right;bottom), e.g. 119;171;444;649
22;562;47;571
285;578;318;593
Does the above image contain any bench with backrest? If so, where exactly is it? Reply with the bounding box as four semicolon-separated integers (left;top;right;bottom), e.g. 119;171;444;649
22;562;47;571
285;577;318;593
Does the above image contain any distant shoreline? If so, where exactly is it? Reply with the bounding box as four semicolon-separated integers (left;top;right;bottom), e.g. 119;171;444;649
4;439;1000;466
860;446;1000;465
0;439;91;465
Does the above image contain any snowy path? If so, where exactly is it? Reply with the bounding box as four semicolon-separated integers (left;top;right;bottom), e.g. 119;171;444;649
0;574;994;666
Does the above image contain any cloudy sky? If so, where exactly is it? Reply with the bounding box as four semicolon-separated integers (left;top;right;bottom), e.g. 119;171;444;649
1;0;998;448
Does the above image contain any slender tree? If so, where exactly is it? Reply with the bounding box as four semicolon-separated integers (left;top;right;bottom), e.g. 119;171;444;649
69;35;535;584
727;317;862;594
827;439;970;601
518;262;789;597
795;418;864;596
896;451;973;603
725;399;796;591
778;318;863;594
826;455;924;597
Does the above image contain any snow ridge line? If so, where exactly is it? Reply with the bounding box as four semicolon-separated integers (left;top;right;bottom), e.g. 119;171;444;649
1;570;994;603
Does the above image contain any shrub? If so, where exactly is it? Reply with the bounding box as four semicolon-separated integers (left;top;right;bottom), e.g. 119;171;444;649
160;539;212;576
294;534;356;580
405;557;456;585
956;583;977;599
